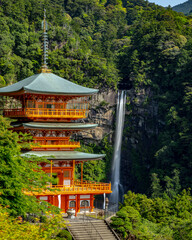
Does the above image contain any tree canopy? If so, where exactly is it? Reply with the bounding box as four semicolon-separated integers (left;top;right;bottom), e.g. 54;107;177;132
0;116;55;216
111;190;192;239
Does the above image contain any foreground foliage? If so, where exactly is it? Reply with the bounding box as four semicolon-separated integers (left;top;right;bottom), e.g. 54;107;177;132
0;205;69;240
0;116;57;216
111;190;192;240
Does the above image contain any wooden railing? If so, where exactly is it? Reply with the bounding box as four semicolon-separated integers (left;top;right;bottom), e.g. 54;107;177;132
3;108;88;119
32;142;80;150
24;182;112;196
74;180;111;189
52;181;111;191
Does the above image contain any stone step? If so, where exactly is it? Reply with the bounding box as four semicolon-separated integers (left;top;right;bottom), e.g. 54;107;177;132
67;219;119;240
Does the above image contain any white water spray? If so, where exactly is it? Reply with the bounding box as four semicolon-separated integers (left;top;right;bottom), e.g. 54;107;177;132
110;90;126;204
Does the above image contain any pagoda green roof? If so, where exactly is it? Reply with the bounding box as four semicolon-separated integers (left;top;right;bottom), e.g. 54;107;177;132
12;122;98;130
22;151;105;161
0;73;98;96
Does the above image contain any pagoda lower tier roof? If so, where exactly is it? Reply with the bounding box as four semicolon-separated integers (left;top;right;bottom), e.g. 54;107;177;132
0;73;98;96
21;151;105;161
12;122;98;130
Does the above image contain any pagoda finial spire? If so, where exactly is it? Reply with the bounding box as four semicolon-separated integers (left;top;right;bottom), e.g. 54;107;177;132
39;8;51;73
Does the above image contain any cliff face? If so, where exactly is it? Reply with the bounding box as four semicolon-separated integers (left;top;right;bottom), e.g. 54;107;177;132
121;88;159;194
77;87;159;195
78;90;117;144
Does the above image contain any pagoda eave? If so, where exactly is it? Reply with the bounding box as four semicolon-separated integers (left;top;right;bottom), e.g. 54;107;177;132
12;122;98;130
0;73;98;96
0;90;95;97
21;151;106;161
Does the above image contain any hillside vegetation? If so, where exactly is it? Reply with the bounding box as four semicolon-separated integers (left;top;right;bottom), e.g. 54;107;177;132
173;0;192;14
0;0;192;222
111;190;192;239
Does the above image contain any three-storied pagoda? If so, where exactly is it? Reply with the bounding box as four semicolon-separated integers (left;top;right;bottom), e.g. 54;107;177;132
0;11;111;215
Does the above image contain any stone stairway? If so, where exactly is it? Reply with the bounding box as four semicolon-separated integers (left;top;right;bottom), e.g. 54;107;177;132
67;219;120;240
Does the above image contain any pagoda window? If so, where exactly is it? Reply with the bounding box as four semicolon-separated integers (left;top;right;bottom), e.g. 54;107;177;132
38;104;43;108
27;100;35;108
81;200;89;207
69;201;76;208
63;170;70;178
46;104;55;109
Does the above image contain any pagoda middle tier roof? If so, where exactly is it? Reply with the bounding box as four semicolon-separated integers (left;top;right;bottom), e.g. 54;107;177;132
22;151;105;161
0;73;98;96
12;122;98;130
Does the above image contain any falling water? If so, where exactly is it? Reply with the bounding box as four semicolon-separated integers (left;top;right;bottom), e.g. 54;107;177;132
103;193;106;209
110;90;126;204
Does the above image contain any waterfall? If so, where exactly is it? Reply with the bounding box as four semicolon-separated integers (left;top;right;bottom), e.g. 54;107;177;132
103;193;106;209
110;90;126;204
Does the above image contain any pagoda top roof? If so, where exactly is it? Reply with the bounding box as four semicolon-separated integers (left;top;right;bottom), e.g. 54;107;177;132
22;151;105;161
0;73;98;96
12;122;98;130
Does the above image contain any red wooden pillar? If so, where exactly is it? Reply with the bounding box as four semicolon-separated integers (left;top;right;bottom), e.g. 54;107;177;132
61;170;64;187
58;171;63;186
72;160;75;185
76;195;80;213
52;196;55;206
65;195;69;213
90;195;94;212
61;195;65;211
75;195;78;216
55;195;59;207
52;195;58;207
48;195;53;205
81;162;83;183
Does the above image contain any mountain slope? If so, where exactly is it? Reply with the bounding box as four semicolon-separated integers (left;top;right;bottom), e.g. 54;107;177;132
172;0;192;14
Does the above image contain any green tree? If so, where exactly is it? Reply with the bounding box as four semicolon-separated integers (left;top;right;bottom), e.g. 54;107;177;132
111;190;192;239
151;173;163;198
0;116;54;216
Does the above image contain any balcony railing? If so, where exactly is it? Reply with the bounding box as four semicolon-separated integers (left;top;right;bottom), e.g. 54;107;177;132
3;108;88;119
24;182;112;196
32;141;80;150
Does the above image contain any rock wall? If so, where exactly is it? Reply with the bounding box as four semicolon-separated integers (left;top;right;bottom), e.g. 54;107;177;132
77;89;117;144
121;88;159;194
76;87;159;195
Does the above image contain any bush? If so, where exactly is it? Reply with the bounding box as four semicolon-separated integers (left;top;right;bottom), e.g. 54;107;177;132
56;229;72;240
40;215;47;223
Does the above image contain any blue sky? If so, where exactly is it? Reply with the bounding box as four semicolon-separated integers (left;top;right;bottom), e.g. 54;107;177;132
148;0;187;7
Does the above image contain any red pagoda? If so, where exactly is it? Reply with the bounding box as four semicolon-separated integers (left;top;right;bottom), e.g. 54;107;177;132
0;12;111;215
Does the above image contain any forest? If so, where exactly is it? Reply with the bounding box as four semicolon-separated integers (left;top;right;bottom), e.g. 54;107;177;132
173;0;192;14
0;0;192;239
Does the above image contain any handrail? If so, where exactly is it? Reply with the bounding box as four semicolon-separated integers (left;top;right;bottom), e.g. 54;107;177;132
104;219;121;240
32;143;80;149
50;182;111;191
3;108;88;118
34;142;80;146
24;182;112;196
75;180;111;187
83;214;104;240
